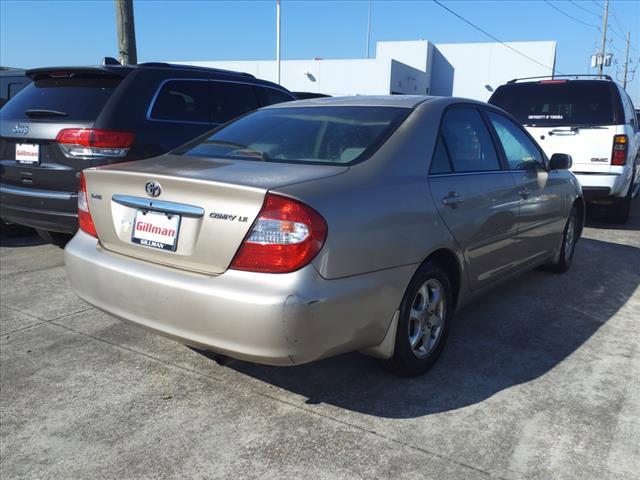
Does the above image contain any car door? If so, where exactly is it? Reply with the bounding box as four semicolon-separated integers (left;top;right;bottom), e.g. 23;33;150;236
428;106;521;292
484;110;568;265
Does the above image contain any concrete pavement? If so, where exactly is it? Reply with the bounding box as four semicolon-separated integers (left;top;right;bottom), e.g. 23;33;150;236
1;201;639;479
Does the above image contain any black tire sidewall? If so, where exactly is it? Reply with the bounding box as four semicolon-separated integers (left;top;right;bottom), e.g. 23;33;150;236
386;261;454;377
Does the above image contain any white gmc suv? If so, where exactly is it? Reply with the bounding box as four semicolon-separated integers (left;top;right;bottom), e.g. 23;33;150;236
490;76;640;223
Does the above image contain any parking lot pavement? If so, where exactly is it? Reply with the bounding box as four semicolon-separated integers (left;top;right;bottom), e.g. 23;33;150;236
1;201;638;480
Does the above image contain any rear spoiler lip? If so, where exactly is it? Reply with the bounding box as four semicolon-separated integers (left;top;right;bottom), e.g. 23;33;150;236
26;66;131;80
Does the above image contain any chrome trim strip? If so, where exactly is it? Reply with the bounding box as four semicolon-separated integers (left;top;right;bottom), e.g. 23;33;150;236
428;170;510;178
0;183;75;200
145;77;296;124
112;195;204;218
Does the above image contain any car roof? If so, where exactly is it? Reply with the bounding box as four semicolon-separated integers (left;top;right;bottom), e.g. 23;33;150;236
0;68;27;78
266;95;434;109
265;95;490;110
24;63;290;91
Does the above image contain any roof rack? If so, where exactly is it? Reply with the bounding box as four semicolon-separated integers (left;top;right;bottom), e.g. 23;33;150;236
137;62;255;78
507;74;613;84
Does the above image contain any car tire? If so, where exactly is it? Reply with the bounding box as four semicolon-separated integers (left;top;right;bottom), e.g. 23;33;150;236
606;168;634;224
35;229;73;248
383;261;454;377
546;206;578;274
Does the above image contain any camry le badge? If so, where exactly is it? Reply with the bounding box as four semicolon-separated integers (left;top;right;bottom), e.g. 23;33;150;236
12;124;29;135
145;181;162;198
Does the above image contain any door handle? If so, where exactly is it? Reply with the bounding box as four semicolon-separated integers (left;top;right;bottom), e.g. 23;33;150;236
518;187;531;199
442;192;464;208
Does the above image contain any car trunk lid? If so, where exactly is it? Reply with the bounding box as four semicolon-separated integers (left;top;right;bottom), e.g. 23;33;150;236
83;155;347;275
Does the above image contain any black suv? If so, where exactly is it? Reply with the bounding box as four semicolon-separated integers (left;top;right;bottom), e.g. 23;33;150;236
0;62;295;245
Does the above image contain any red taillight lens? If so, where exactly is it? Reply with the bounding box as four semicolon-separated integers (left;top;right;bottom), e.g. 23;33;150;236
611;134;628;166
539;79;568;84
56;129;134;159
78;172;97;238
230;194;328;273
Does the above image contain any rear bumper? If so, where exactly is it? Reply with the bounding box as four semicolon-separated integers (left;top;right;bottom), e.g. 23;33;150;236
0;183;77;233
64;231;412;366
574;170;632;199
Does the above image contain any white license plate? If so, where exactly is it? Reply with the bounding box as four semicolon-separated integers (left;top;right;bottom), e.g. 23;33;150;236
131;210;181;252
15;143;39;164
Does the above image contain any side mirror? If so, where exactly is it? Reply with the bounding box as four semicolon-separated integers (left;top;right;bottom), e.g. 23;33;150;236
549;153;572;170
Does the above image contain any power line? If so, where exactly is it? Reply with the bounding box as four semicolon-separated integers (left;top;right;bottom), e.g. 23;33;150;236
608;6;637;53
568;0;601;18
543;0;600;30
431;0;562;74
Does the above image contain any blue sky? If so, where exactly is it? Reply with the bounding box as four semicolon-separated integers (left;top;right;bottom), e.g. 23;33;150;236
1;0;638;103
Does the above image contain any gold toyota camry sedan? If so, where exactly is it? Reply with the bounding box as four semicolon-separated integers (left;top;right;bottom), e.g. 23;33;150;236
65;96;584;376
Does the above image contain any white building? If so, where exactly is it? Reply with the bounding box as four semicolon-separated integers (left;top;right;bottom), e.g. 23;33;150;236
174;39;557;102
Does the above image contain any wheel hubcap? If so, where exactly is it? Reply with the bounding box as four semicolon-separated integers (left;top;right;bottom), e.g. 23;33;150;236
408;279;446;359
565;214;576;260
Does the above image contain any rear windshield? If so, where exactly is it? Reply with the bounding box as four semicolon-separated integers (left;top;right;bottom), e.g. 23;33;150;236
179;106;410;165
0;75;121;121
489;81;618;127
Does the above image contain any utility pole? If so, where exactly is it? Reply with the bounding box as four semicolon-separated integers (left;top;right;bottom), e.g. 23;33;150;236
622;31;630;88
366;0;372;59
598;0;609;78
114;0;137;65
276;0;281;84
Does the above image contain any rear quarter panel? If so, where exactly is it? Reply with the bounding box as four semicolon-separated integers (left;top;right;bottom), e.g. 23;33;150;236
275;99;461;281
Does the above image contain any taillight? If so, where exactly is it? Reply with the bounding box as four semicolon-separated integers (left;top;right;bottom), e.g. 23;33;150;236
230;194;327;274
611;134;628;166
56;128;134;159
78;172;97;238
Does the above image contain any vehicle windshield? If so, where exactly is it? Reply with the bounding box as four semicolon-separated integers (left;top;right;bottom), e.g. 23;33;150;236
489;81;617;127
179;106;410;165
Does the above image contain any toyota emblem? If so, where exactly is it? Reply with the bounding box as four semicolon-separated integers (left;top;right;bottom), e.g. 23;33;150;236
145;181;162;198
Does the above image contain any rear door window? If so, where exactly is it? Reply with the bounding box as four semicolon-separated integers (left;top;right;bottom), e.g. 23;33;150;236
440;108;501;172
1;75;121;121
429;135;453;174
150;80;210;123
255;86;294;107
209;82;259;123
486;111;544;170
489;81;617;126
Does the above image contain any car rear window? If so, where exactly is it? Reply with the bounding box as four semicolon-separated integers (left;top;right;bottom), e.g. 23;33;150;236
0;75;121;121
489;81;618;127
178;106;410;165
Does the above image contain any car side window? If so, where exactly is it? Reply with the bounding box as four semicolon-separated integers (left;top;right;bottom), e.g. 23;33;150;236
429;135;452;174
8;82;27;99
440;108;501;172
256;87;294;107
150;80;210;123
209;82;260;124
486;111;544;170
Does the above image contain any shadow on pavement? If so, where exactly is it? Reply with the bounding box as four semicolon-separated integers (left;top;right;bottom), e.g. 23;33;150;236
207;237;639;418
0;225;44;247
585;196;640;231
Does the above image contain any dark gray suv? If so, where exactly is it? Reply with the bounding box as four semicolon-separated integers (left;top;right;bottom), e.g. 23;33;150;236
0;62;295;245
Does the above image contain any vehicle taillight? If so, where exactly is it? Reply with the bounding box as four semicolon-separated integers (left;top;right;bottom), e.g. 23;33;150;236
78;172;97;238
230;193;327;274
56;128;134;159
539;79;568;84
611;134;628;166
